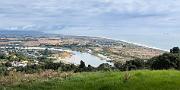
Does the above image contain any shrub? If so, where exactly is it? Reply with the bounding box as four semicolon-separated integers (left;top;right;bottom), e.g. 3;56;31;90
5;62;12;67
45;62;63;70
86;65;96;72
150;53;180;70
126;59;145;70
79;60;86;69
0;67;7;75
170;47;180;53
98;63;112;71
115;59;146;71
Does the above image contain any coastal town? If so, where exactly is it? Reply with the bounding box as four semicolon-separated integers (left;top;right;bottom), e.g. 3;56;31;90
0;31;165;69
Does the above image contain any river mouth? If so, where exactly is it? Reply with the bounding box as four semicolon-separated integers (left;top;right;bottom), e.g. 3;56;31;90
23;47;113;67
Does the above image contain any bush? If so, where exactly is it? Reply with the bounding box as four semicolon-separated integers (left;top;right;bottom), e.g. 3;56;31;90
150;53;180;70
5;62;12;67
114;62;125;71
45;62;63;70
98;63;112;71
79;60;86;69
0;67;7;75
0;52;6;59
61;64;77;71
115;59;145;71
126;59;145;70
75;60;87;72
170;47;180;53
86;65;96;72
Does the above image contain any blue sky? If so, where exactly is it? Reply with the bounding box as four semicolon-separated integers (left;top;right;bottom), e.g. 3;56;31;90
0;0;179;30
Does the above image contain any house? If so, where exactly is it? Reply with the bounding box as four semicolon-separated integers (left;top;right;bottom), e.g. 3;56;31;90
11;61;28;67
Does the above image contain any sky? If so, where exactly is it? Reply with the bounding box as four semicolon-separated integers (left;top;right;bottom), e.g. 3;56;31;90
0;0;180;50
0;0;180;30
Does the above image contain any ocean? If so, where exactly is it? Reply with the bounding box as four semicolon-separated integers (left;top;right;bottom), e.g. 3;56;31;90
57;27;180;51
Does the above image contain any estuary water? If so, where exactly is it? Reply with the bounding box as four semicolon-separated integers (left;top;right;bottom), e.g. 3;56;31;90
23;47;112;67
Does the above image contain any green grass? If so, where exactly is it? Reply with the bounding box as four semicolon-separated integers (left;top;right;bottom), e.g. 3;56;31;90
1;70;180;90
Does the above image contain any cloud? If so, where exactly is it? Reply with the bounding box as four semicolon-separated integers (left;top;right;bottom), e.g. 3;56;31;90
0;0;179;30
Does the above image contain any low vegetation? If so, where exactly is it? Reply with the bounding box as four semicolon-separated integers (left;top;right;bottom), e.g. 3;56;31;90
1;70;180;90
0;47;180;89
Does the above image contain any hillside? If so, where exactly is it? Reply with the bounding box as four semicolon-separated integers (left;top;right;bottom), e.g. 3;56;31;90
2;70;180;90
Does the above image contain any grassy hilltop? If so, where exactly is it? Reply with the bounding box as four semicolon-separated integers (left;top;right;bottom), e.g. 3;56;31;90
2;70;180;90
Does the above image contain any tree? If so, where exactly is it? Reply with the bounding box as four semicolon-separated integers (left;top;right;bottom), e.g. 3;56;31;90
5;62;12;67
170;47;180;53
114;62;124;70
45;62;62;70
0;52;6;59
75;61;87;72
43;48;51;56
16;53;28;61
61;64;77;71
98;63;112;71
125;59;145;70
79;60;86;69
150;53;180;70
87;65;95;72
0;67;8;75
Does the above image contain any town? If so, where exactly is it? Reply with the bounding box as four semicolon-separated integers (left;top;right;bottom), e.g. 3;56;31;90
0;31;164;70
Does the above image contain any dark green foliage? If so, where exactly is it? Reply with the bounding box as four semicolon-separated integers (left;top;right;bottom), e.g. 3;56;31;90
60;64;77;71
75;61;87;72
7;55;16;61
45;62;62;70
75;61;97;72
170;47;180;53
44;62;77;71
98;63;112;71
79;60;86;69
15;65;42;74
114;62;123;70
5;62;12;67
150;53;180;70
14;62;78;74
37;56;54;63
114;47;180;71
125;59;145;70
87;65;96;72
0;66;7;75
0;52;6;59
15;53;28;61
114;59;145;71
42;48;52;56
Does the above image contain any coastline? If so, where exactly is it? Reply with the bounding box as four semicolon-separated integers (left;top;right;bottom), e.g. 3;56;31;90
60;34;169;52
99;36;169;52
120;40;169;52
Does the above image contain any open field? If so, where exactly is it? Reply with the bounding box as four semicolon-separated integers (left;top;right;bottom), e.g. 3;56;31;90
1;70;180;90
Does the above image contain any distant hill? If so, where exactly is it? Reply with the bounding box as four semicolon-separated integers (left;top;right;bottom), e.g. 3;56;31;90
0;30;46;37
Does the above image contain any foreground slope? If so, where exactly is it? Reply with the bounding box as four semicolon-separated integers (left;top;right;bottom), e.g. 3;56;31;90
2;70;180;90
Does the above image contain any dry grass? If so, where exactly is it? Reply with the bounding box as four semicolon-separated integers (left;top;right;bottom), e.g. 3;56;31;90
0;70;74;86
122;71;132;83
4;70;180;90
